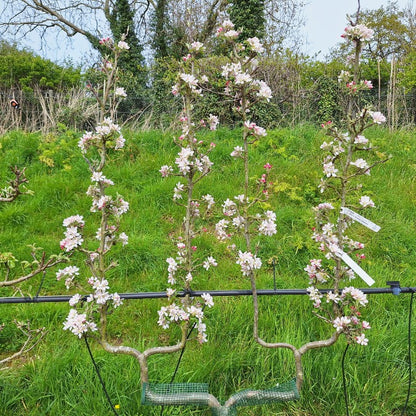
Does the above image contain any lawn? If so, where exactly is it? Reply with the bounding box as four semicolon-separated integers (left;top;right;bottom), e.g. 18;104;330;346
0;124;415;415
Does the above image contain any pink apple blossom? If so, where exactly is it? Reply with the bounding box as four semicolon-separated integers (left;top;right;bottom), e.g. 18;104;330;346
236;251;262;276
355;333;369;345
117;40;130;50
369;111;386;124
359;195;375;208
246;37;264;53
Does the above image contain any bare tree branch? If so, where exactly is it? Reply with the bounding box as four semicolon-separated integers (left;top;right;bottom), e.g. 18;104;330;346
0;322;47;368
0;167;28;203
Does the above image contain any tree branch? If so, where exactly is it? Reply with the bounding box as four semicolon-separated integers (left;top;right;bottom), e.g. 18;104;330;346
0;322;46;368
0;253;68;287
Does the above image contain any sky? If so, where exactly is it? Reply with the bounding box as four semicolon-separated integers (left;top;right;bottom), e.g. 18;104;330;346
302;0;414;58
13;0;415;64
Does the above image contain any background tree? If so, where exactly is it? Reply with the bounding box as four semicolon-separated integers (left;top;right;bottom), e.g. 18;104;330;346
0;41;81;93
151;0;169;60
361;2;411;60
229;0;266;40
358;1;416;126
0;0;148;112
319;1;416;126
107;0;149;114
0;0;305;60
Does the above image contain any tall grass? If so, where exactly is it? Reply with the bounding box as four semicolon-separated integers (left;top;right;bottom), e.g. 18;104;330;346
0;125;415;415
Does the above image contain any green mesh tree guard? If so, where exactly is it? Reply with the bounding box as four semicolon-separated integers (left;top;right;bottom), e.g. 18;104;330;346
141;382;212;406
142;378;299;415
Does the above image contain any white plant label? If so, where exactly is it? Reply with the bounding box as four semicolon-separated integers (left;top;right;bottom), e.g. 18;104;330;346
336;250;375;286
341;207;381;232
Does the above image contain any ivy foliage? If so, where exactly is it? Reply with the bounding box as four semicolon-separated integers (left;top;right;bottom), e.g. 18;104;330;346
107;0;149;110
228;0;266;41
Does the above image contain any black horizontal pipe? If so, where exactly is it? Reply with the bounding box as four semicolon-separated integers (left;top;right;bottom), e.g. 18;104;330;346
0;286;415;305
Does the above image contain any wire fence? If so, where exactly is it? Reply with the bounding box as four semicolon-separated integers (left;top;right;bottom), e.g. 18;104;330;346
2;86;416;134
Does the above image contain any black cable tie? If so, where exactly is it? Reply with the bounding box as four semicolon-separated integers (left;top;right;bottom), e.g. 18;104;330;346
182;288;193;297
342;343;350;416
37;271;46;296
84;336;120;416
401;290;414;416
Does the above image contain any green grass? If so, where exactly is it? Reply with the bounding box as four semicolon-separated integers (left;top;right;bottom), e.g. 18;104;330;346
0;125;415;415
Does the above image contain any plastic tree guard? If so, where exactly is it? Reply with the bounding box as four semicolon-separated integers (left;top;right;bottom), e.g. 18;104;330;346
142;378;299;415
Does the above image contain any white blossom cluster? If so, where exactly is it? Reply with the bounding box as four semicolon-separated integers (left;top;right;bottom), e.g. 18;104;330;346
258;210;277;236
244;121;267;138
338;70;375;93
63;284;122;339
157;295;213;344
88;185;129;218
306;285;371;345
304;259;328;284
63;309;97;338
164;240;218;287
246;37;265;54
201;194;215;210
78;118;125;154
216;19;240;39
215;194;276;242
171;42;210;97
173;146;213;176
216;22;272;107
98;36;130;51
341;24;374;42
159;120;216;185
56;265;80;289
318;121;385;192
114;87;127;98
60;216;84;252
236;250;262;276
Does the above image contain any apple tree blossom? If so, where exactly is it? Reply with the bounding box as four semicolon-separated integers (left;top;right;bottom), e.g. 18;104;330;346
212;17;389;394
59;37;219;387
282;19;389;390
215;20;277;273
158;40;219;346
58;37;130;340
214;23;279;347
306;18;389;351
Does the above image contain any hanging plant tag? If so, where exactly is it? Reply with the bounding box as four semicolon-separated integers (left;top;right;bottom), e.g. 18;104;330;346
336;250;375;286
341;207;380;232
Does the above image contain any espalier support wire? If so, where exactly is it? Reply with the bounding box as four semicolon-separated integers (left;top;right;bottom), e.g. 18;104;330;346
1;282;414;305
